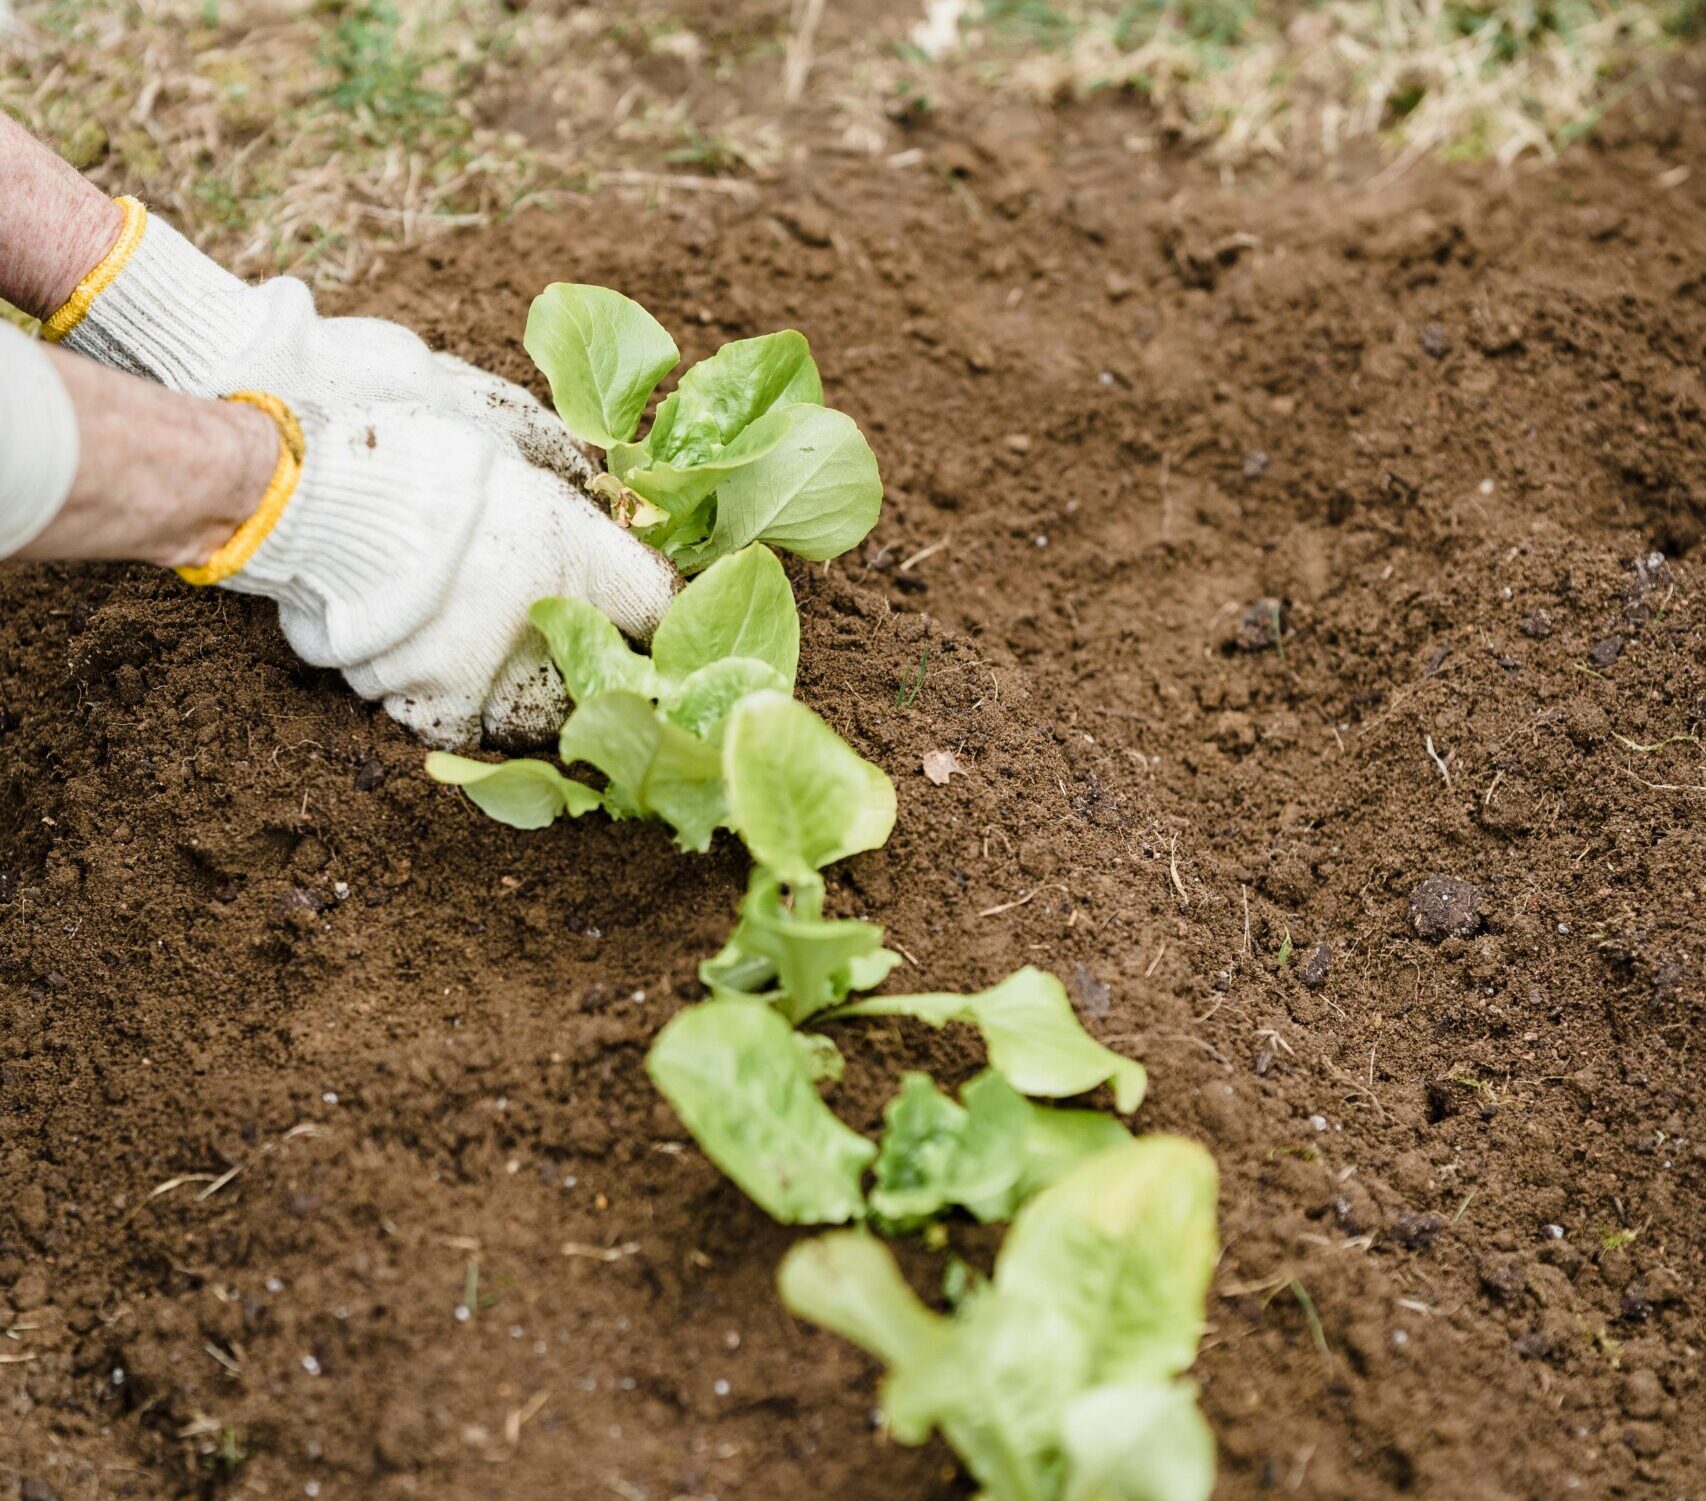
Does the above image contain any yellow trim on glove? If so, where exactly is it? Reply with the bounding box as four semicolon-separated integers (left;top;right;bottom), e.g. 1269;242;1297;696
41;196;148;344
176;391;305;586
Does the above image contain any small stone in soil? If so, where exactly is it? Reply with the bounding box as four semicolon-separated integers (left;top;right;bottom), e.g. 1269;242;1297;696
1242;449;1270;479
1390;1211;1445;1250
1297;943;1332;989
1588;635;1624;668
1231;598;1286;652
1419;322;1451;358
355;758;386;791
1409;877;1484;941
1478;1260;1527;1304
1519;609;1553;639
1622;551;1673;632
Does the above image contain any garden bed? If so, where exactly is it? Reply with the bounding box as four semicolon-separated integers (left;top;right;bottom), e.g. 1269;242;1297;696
3;83;1703;1501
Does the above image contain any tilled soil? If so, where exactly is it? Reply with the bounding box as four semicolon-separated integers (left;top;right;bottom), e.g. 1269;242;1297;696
4;82;1705;1501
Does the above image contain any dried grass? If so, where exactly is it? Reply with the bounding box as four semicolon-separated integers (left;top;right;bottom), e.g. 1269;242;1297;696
0;0;789;286
965;0;1697;167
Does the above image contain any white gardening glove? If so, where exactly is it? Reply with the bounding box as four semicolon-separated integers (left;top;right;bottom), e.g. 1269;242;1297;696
47;197;584;481
43;197;676;749
192;392;673;750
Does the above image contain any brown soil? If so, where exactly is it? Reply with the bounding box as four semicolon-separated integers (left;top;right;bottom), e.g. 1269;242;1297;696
5;76;1705;1501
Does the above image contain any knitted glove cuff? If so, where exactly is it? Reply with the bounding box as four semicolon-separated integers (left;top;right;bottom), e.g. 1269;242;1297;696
50;200;279;394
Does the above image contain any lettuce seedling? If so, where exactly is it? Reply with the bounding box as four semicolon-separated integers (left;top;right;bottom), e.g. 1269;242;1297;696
700;867;902;1025
428;544;807;850
646;1025;1141;1235
525;284;881;570
428;545;898;862
832;967;1147;1113
646;997;875;1224
870;1070;1131;1230
722;690;898;880
779;1138;1220;1501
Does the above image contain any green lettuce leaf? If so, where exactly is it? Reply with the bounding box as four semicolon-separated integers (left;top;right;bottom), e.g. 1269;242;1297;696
648;329;823;467
833;967;1146;1113
781;1232;1088;1499
705;405;882;561
558;691;725;852
661;657;790;741
723;691;896;884
652;543;800;686
777;1228;947;1369
524;284;679;449
646;998;874;1224
870;1071;1028;1228
779;1141;1220;1501
699;868;899;1024
1061;1381;1216;1501
993;1136;1218;1385
424;753;601;829
611;403;795;517
529;596;658;704
871;1071;1131;1228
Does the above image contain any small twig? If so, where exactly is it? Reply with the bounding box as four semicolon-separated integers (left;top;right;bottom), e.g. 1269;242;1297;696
1254;1027;1295;1058
505;1389;552;1447
203;1341;241;1376
1424;735;1453;789
196;1161;246;1201
1614;731;1699;753
898;536;950;573
1144;941;1168;978
593;169;757;197
1618;766;1706;795
561;1241;641;1262
977;883;1067;919
1241;886;1252;955
1168;834;1188;906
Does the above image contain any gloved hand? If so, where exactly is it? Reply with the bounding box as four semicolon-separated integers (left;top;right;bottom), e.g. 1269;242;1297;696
44;196;676;748
48;197;585;476
194;391;672;750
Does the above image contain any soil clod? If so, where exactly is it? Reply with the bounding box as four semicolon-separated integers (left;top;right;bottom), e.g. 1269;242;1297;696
1297;943;1332;989
1589;635;1625;668
1409;878;1485;941
1230;598;1286;653
1390;1212;1446;1250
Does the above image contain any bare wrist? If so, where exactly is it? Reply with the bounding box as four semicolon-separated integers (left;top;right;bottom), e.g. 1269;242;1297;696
0;115;124;319
21;346;281;569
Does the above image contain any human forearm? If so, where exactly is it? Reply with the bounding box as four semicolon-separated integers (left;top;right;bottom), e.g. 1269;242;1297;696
17;341;276;568
0;114;124;320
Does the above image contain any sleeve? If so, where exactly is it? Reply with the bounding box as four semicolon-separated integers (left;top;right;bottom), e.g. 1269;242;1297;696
0;321;80;558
